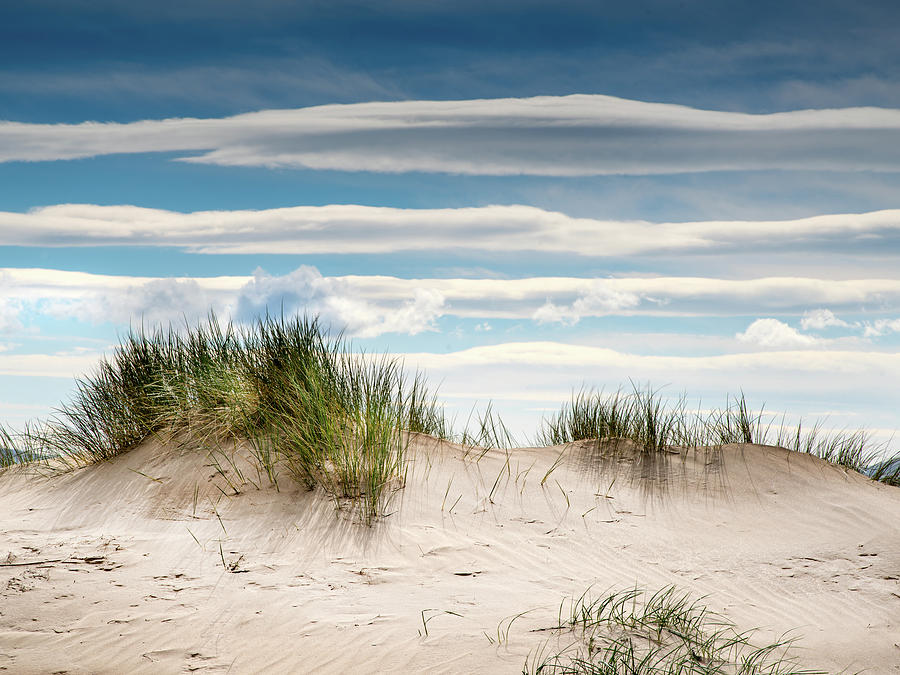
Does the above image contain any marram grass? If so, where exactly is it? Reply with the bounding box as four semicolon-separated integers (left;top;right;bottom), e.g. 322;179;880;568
1;314;447;522
2;315;898;508
525;586;825;675
537;385;900;486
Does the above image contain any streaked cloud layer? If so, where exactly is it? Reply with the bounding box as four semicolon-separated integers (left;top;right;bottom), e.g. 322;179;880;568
3;204;899;256
4;95;900;174
4;267;899;345
6;339;896;446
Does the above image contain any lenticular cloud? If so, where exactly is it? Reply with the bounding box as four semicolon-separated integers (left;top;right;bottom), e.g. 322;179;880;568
2;95;900;175
3;203;900;258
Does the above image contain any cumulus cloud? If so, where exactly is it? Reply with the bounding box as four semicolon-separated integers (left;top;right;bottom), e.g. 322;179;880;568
235;266;329;321
4;203;900;259
235;266;444;337
5;268;900;328
800;308;853;330
533;283;642;325
2;95;900;174
863;318;900;337
43;278;217;327
736;318;820;349
0;266;446;338
0;299;23;334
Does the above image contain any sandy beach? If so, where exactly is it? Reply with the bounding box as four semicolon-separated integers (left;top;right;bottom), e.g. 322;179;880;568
2;434;898;673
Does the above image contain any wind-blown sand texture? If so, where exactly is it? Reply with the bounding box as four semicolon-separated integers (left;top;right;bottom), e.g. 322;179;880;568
1;435;899;673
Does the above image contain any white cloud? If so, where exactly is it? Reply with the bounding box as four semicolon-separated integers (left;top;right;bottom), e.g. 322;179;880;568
7;338;896;395
6;340;898;447
800;308;853;330
5;268;900;329
0;351;105;378
3;203;900;260
402;342;900;448
235;266;330;321
736;318;820;349
863;318;900;337
533;282;642;325
43;278;216;327
233;266;444;338
0;299;23;334
0;267;446;339
3;95;900;174
400;340;897;376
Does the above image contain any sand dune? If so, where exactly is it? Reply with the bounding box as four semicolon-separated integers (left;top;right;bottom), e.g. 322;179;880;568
1;435;899;673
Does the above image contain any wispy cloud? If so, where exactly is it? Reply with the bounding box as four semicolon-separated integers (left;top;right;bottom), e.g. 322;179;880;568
41;278;216;327
2;266;445;339
3;95;900;174
9;340;898;382
863;318;900;337
0;350;104;378
0;60;400;109
532;286;642;325
7;339;896;442
800;308;854;330
400;340;900;440
4;203;900;258
0;298;23;334
402;340;900;376
4;267;900;330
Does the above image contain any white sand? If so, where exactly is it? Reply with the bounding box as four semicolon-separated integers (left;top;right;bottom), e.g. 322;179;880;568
1;435;899;673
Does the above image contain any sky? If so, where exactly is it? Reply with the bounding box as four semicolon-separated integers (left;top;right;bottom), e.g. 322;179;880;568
2;0;900;446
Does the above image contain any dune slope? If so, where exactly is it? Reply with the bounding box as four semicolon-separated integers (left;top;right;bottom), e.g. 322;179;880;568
1;436;899;673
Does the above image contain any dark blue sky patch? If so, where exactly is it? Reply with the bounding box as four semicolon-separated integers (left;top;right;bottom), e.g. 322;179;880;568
3;0;900;122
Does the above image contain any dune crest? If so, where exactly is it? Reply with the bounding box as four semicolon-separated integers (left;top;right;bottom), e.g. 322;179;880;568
2;435;899;673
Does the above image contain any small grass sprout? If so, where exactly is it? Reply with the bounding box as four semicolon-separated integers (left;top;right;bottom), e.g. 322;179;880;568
525;586;825;674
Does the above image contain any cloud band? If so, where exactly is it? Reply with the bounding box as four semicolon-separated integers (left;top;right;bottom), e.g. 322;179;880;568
3;95;900;174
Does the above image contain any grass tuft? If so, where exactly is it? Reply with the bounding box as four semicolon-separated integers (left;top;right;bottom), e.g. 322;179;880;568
525;586;825;674
460;401;517;451
0;422;49;470
537;385;900;486
4;326;899;498
3;313;449;523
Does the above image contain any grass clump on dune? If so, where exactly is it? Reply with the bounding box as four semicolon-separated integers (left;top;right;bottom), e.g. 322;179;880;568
5;321;899;498
536;385;771;454
7;314;448;522
537;385;900;486
526;586;824;675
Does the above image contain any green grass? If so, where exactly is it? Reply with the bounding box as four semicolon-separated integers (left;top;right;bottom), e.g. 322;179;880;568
2;314;447;523
3;318;898;505
1;424;19;469
536;385;900;486
460;401;518;451
525;586;825;674
0;422;48;471
536;386;769;450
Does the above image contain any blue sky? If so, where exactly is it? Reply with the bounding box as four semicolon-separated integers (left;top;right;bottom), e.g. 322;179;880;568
2;0;900;444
